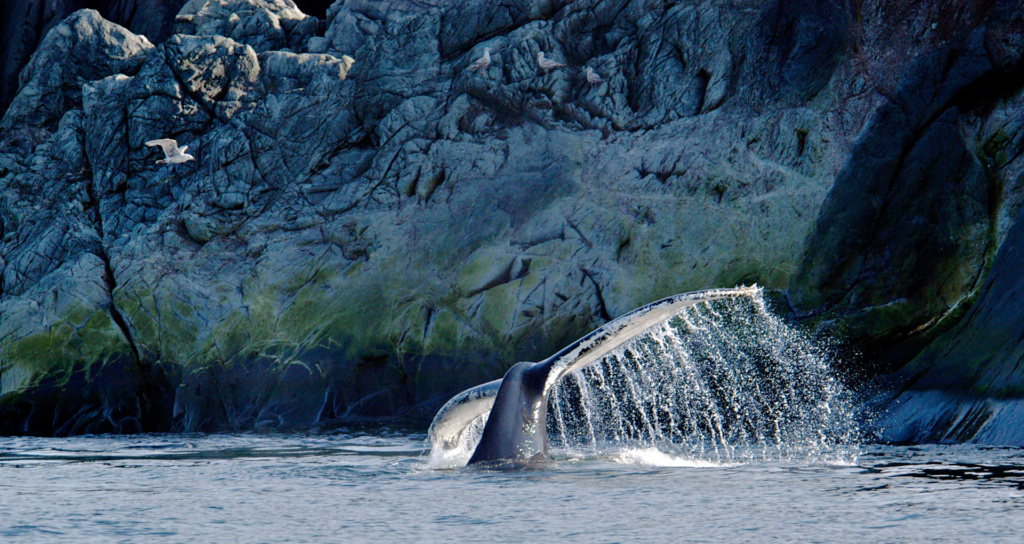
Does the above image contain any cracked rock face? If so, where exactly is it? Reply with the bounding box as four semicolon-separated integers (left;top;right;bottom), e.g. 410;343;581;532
2;1;1024;441
0;0;189;117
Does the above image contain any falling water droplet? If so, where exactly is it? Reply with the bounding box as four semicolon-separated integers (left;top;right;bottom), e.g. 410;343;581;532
547;291;858;464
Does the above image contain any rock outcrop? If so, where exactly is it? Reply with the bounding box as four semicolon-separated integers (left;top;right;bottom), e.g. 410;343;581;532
0;0;189;116
1;0;1023;440
876;212;1024;445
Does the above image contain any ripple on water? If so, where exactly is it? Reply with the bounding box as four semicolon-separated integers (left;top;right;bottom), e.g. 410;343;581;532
1;435;1023;543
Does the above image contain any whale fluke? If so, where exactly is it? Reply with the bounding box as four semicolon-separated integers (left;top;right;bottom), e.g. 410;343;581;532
427;378;501;451
428;285;761;465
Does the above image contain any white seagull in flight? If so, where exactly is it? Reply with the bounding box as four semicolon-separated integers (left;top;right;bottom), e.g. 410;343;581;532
146;139;194;165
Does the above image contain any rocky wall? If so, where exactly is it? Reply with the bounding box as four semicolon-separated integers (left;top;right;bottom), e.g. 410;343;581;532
1;0;1023;439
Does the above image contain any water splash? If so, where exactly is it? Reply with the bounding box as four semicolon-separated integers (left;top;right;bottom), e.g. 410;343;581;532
547;292;858;465
427;412;489;468
608;448;736;468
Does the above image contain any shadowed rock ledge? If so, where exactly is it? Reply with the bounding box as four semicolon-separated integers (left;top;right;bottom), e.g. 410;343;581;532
1;0;1023;440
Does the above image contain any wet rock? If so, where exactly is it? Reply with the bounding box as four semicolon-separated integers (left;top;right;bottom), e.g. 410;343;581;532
789;6;1024;372
876;211;1024;444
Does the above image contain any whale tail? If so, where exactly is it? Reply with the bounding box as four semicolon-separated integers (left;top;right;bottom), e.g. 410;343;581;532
428;378;501;452
428;286;761;465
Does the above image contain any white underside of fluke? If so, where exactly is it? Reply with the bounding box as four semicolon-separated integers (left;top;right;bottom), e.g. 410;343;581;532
540;286;761;398
427;378;501;451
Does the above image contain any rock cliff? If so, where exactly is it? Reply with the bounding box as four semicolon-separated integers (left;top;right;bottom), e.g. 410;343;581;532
1;0;1023;440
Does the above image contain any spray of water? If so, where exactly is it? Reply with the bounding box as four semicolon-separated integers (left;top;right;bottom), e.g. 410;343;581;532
428;290;859;468
428;412;489;468
547;292;858;465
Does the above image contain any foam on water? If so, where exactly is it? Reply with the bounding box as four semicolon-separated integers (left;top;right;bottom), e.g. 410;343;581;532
607;447;733;468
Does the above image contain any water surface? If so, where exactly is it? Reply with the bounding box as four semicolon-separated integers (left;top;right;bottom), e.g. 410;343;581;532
2;433;1021;543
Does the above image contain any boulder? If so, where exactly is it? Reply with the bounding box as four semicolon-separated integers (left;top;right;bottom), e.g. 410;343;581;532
175;0;316;53
0;10;154;136
0;0;187;116
875;211;1024;444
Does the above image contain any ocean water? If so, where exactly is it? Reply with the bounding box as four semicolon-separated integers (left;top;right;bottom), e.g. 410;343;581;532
4;294;1019;542
1;432;1022;543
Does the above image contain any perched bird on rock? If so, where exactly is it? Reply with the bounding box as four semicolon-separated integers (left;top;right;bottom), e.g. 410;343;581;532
467;47;492;74
146;139;194;165
340;55;355;79
537;52;566;73
585;66;603;85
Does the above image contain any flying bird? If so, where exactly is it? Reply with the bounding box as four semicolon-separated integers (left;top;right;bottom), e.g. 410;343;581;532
145;139;194;165
537;52;566;73
467;47;491;74
585;66;603;85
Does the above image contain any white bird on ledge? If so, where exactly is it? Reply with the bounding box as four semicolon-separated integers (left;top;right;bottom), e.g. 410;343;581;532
467;47;492;75
537;51;566;73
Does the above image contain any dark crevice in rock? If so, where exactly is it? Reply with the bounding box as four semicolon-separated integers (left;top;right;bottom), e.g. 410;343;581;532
565;218;593;249
422;306;438;344
581;268;611;322
695;69;711;114
293;0;332;19
795;128;808;157
615;236;631;261
952;60;1024;118
422;167;446;203
466;258;531;298
79;136;143;370
98;251;142;366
